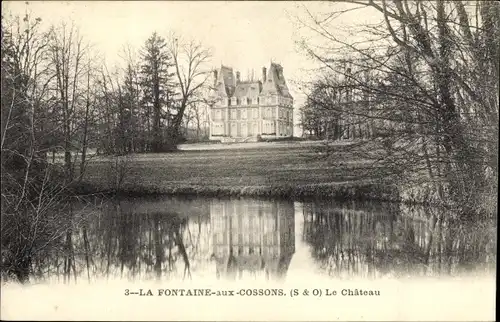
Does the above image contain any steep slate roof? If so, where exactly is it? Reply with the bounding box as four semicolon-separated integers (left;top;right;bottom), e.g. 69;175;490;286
263;252;293;279
216;65;236;97
214;252;293;278
233;81;262;99
214;62;293;100
260;63;293;98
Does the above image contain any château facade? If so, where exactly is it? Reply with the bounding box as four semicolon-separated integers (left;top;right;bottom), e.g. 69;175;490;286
208;63;294;141
210;199;295;280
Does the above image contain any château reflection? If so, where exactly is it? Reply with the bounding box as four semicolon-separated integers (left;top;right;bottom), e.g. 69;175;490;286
20;196;495;285
210;199;295;281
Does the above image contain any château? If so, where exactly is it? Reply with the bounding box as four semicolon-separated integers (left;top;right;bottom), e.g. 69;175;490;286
208;63;294;142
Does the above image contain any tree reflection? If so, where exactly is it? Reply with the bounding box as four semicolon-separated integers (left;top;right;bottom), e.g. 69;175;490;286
30;197;211;283
302;201;496;278
23;197;495;284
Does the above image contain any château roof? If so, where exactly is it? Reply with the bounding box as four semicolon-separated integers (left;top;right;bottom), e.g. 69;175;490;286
213;252;293;278
261;63;293;98
213;62;293;100
215;65;236;97
233;81;262;99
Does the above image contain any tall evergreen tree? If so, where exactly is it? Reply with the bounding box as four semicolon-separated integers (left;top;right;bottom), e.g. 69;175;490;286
139;32;176;152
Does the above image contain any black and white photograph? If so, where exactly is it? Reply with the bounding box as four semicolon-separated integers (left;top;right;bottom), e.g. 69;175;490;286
0;1;497;320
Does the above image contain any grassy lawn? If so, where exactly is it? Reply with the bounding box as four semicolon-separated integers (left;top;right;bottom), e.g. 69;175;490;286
81;143;398;201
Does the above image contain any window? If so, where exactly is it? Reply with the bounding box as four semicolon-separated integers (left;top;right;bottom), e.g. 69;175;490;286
253;109;259;119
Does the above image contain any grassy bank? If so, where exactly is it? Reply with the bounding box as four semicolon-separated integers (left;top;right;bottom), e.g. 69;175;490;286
80;144;401;202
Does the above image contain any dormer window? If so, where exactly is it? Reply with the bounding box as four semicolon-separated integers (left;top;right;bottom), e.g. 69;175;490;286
231;97;237;105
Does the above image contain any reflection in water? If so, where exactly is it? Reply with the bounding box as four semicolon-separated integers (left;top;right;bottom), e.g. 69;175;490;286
29;198;212;283
210;199;295;281
302;201;496;278
25;197;495;284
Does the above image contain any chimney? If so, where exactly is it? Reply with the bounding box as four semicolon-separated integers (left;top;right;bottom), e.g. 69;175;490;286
262;67;267;82
236;71;240;84
213;70;218;86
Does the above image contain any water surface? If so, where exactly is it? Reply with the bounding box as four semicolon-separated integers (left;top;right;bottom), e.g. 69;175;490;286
28;196;496;284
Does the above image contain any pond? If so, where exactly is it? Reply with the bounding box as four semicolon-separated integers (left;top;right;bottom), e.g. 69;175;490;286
26;196;496;284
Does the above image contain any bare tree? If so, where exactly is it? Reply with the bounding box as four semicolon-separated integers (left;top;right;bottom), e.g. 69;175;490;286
1;12;88;283
47;22;90;183
167;34;212;144
295;1;499;217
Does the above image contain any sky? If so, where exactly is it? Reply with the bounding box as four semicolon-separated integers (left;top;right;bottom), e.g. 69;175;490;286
3;1;378;135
